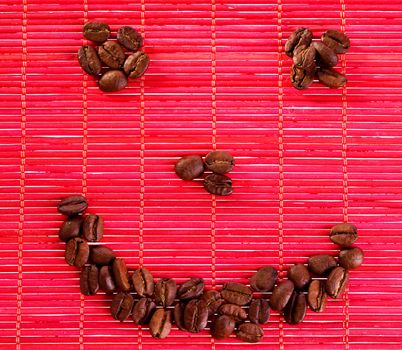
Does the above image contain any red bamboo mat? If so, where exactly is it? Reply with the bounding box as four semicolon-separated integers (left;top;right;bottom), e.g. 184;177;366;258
1;0;402;349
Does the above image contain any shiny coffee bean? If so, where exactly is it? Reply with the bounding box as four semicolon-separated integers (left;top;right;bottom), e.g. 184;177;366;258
173;302;187;331
132;297;156;324
218;303;247;322
98;41;125;69
58;195;88;216
99;70;128;92
248;299;270;325
236;323;264;343
290;64;315;90
221;282;252;306
211;315;235;340
83;214;103;242
149;309;172;339
283;291;307;325
80;264;99;296
293;45;316;70
317;68;347;89
177;277;204;300
201;290;224;316
285;27;313;57
287;263;311;290
117;26;143;51
99;265;116;294
154;278;177;307
184;299;208;333
78;46;102;76
308;254;337;275
123;52;150;79
65;237;89;267
175;155;205;181
112;258;131;292
132;267;154;297
313;41;338;67
90;245;116;265
205;151;235;174
250;266;278;292
330;223;358;247
339;246;364;270
321;29;350;54
326;266;349;299
307;280;327;312
111;292;134;322
204;174;233;196
269;280;294;311
83;21;111;43
59;216;83;242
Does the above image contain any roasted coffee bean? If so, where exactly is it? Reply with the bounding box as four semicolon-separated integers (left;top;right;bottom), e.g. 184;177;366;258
313;41;338;67
285;28;313;57
218;303;247;322
201;290;224;316
83;21;111;43
65;237;89;267
307;280;327;312
154;278;177;307
132;297;156;324
293;45;316;69
112;258;131;292
308;254;337;275
99;265;116;293
211;315;235;340
287;263;311;290
236;323;264;343
330;223;358;247
149;309;172;339
290;64;315;90
250;266;278;292
283;291;307;325
204;174;233;196
326;266;349;298
177;277;204;300
90;245;116;265
58;195;88;216
221;282;252;306
248;299;270;325
173;302;187;331
83;214;104;242
59;216;83;242
80;264;99;296
321;29;350;54
132;267;154;297
204;151;235;174
317;68;347;89
117;26;143;51
111;292;134;322
98;41;125;69
183;299;208;333
99;70;128;92
78;46;102;76
339;246;364;270
175;155;205;181
269;280;294;311
123;52;150;79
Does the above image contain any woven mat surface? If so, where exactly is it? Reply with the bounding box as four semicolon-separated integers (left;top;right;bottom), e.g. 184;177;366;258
1;0;402;349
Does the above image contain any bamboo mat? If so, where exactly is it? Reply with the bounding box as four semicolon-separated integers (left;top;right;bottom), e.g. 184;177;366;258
1;0;402;349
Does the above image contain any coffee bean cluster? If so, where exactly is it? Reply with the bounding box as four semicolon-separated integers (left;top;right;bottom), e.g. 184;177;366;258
175;151;235;196
57;195;363;343
285;28;350;89
77;22;150;92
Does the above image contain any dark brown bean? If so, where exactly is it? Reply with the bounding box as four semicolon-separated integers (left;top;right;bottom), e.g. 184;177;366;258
250;266;278;292
283;291;307;325
149;309;172;339
80;264;99;296
321;29;350;54
83;214;104;242
111;292;134;322
236;323;264;343
132;297;156;325
313;41;338;67
78;46;102;76
290;64;315;90
211;315;235;340
201;290;224;316
183;299;209;333
154;278;177;307
177;277;204;300
65;237;89;267
248;299;270;325
218;303;247;322
173;302;187;331
326;266;349;298
308;254;337;275
98;70;128;92
285;28;313;57
317;68;347;89
112;258;131;292
90;245;116;265
330;223;358;247
99;265;116;294
83;21;111;43
269;280;294;311
123;52;150;79
307;280;327;312
204;174;233;196
204;151;235;174
132;267;154;297
339;246;364;270
58;195;88;216
221;282;252;306
293;45;316;69
98;41;125;69
175;155;205;181
59;216;83;242
287;263;311;290
117;26;143;51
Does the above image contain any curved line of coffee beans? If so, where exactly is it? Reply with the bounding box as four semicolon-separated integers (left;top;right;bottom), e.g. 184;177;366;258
78;21;150;92
57;194;364;343
285;28;350;89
